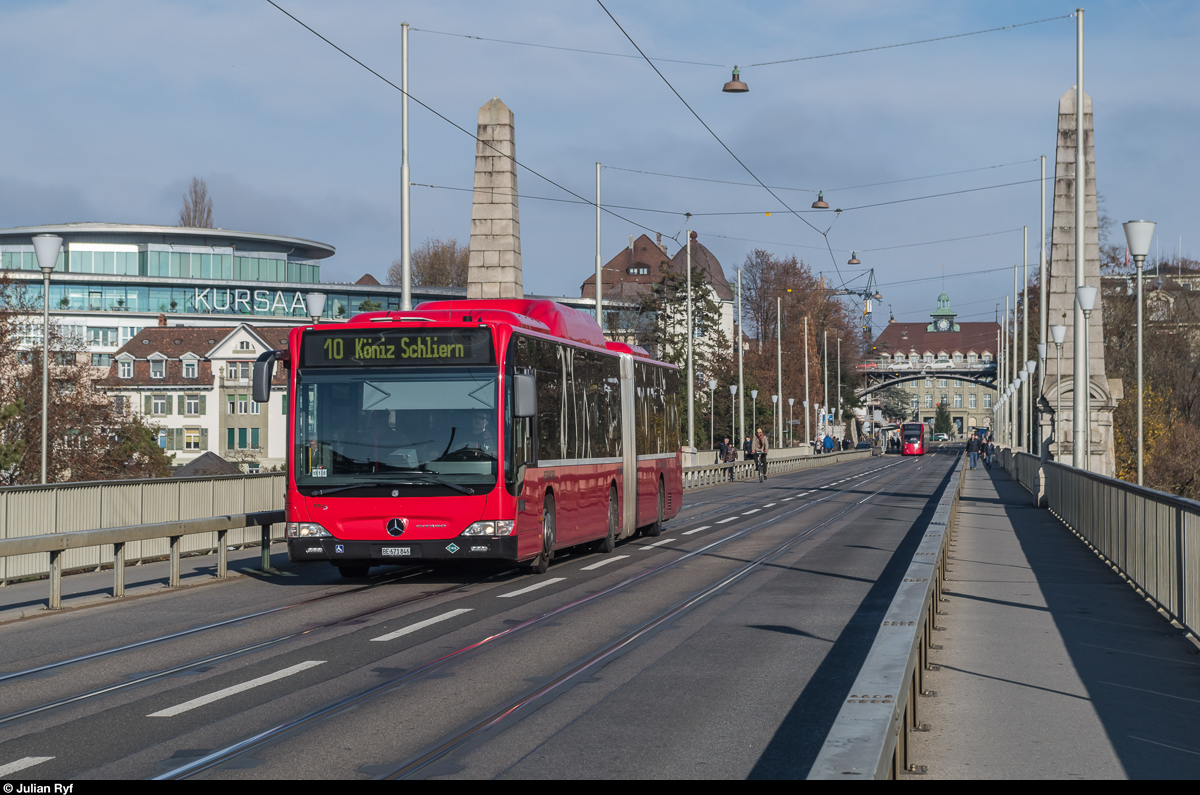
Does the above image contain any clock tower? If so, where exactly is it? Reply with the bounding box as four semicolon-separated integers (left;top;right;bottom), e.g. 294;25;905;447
927;291;959;332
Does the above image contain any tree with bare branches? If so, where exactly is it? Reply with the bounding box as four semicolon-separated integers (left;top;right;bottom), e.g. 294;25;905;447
390;238;469;287
178;177;214;228
0;276;172;484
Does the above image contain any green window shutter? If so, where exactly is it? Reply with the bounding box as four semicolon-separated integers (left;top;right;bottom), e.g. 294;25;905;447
199;395;206;414
227;428;234;450
163;396;171;416
238;428;247;449
251;428;260;449
178;395;186;414
166;429;176;451
200;428;208;450
282;389;287;414
144;395;152;414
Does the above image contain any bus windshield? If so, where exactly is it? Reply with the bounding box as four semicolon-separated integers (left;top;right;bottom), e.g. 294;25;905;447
293;366;499;492
903;425;923;442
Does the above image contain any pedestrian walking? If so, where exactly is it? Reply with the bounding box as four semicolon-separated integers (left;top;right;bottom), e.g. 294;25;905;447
966;433;981;470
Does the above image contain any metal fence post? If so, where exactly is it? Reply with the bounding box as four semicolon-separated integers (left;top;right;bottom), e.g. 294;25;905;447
169;536;181;588
48;549;62;610
217;529;228;578
260;524;271;571
113;542;125;598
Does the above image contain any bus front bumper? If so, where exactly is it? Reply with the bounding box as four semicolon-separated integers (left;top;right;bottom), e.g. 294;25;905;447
288;536;519;563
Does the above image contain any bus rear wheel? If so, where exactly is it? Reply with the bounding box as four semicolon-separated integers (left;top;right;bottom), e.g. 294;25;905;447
643;481;665;537
592;486;618;554
523;494;555;575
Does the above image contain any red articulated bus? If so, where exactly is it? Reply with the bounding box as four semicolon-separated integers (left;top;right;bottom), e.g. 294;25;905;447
901;422;925;456
253;299;683;578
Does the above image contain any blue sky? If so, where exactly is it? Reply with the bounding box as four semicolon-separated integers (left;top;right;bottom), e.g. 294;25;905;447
2;0;1196;333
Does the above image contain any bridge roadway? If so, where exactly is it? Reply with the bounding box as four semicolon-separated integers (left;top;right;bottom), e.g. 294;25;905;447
0;450;958;780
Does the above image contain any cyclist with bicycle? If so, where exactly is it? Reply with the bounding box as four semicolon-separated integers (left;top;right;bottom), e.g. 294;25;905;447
752;428;769;482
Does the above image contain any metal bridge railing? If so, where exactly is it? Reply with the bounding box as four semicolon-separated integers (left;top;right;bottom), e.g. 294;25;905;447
999;448;1200;639
682;449;875;490
0;474;286;608
810;454;964;779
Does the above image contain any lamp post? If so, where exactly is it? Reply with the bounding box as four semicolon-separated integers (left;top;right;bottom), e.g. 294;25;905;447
1076;286;1098;471
686;230;694;453
708;378;717;450
1025;360;1037;451
305;292;327;326
803;400;809;450
400;22;412;311
776;297;783;445
751;389;758;435
1123;220;1156;486
32;234;62;485
729;384;738;448
788;398;794;447
1050;324;1067;458
737;268;745;443
1035;344;1046;455
771;395;779;446
804;315;810;447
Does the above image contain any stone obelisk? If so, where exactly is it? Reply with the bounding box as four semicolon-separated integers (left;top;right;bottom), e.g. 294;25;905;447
467;98;523;299
1042;87;1121;475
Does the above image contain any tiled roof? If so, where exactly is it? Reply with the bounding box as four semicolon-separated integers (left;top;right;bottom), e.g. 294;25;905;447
581;234;672;300
872;321;1000;357
669;236;733;301
97;325;292;387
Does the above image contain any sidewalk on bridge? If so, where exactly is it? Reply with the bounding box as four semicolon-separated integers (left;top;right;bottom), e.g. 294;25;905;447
903;461;1200;779
0;544;293;626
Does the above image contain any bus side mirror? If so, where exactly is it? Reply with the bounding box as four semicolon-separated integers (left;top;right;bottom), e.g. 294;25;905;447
513;373;536;418
253;350;284;403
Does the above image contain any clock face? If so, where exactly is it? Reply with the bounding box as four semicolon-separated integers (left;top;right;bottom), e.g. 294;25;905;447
937;318;950;331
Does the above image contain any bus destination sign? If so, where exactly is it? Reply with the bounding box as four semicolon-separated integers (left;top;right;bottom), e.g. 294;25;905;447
302;328;494;367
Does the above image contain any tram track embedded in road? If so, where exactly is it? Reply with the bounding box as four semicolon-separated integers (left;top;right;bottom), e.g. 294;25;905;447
155;457;920;780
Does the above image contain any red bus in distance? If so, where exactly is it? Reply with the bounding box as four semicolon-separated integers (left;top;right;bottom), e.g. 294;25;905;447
253;299;683;577
901;423;926;456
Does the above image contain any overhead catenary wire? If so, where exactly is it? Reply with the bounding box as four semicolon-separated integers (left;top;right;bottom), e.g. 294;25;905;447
263;1;672;243
603;159;1038;195
592;0;854;290
409;16;1073;71
744;15;1073;67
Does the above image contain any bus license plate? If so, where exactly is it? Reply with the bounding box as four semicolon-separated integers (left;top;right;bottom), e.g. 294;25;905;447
382;547;412;557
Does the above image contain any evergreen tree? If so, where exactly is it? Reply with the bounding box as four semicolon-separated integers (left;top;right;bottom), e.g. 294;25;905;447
934;401;954;436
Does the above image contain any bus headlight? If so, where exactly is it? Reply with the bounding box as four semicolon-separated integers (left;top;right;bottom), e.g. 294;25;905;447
287;522;331;538
461;520;514;537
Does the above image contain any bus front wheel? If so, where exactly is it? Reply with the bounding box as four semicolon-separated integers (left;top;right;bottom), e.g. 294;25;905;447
523;494;556;575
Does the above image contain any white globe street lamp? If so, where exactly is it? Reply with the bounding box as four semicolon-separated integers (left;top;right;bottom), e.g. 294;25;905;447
1123;220;1156;485
32;234;62;485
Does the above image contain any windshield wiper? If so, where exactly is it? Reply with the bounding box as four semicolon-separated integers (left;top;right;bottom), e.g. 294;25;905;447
311;476;474;497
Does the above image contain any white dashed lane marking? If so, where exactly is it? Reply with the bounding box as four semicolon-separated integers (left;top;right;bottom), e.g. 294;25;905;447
581;555;629;571
148;661;326;717
640;538;674;550
742;509;761;515
716;518;737;524
0;757;54;777
371;609;473;642
763;503;776;507
682;526;710;535
498;578;567;598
